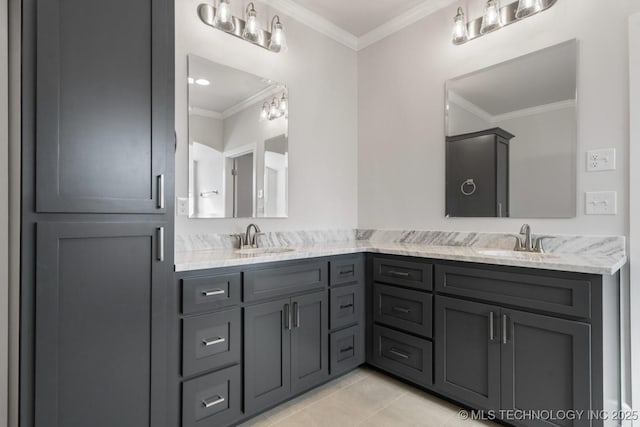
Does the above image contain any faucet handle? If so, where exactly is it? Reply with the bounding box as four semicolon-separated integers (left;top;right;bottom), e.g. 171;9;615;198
533;236;551;254
509;235;525;251
252;232;265;248
229;234;245;249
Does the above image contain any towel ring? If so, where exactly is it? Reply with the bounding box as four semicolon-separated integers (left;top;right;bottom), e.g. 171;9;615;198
461;179;477;196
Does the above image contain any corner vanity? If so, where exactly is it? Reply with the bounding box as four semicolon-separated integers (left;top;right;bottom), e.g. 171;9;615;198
173;234;625;427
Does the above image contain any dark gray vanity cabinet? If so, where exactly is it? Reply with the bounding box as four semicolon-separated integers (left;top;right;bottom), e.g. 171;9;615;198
446;128;514;218
21;0;175;425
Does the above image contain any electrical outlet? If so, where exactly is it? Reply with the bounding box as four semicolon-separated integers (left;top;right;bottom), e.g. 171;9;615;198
176;197;189;216
587;149;616;172
585;191;617;215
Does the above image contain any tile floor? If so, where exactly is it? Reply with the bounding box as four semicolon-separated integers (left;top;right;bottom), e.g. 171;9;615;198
239;367;499;427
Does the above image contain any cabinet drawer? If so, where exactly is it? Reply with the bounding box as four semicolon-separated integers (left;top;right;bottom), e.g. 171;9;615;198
435;265;592;319
182;308;241;377
330;255;364;286
330;325;365;376
372;325;433;388
373;283;432;338
330;284;363;330
182;273;241;315
182;365;242;427
373;257;433;291
244;261;328;302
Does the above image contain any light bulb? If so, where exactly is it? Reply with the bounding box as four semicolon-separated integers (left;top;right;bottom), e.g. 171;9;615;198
515;0;543;19
279;92;288;114
480;0;503;34
242;3;263;44
195;78;210;86
214;0;235;32
260;102;270;121
452;7;469;45
268;16;287;52
269;98;279;119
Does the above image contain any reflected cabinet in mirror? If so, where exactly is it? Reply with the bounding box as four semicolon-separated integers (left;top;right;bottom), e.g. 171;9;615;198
187;54;289;218
445;40;577;218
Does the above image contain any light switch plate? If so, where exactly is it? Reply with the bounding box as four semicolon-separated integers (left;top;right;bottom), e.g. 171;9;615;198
585;191;617;215
587;149;616;171
176;197;189;216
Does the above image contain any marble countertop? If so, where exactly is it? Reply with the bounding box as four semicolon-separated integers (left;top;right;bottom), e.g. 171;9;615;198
174;241;626;275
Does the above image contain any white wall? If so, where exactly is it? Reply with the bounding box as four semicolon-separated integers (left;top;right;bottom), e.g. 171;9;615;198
1;0;9;423
628;13;640;417
175;0;358;237
358;0;639;235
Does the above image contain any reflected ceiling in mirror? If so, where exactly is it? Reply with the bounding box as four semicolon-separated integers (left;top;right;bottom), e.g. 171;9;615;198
187;54;288;219
445;40;577;219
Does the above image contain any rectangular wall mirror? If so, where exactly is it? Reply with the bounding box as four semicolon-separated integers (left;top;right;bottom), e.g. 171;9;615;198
445;40;577;218
187;54;289;218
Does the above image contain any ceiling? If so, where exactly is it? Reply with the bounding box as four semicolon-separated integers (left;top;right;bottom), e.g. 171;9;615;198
290;0;427;36
188;55;275;113
448;41;577;116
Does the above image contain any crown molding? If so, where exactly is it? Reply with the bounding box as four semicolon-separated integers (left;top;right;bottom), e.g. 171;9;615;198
222;85;284;119
255;0;358;50
492;99;576;122
189;107;223;120
448;91;493;123
357;0;458;50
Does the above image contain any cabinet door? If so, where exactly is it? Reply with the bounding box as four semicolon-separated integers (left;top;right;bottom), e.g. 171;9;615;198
244;298;292;414
35;0;172;213
34;222;168;427
291;291;329;394
435;296;501;410
501;310;591;427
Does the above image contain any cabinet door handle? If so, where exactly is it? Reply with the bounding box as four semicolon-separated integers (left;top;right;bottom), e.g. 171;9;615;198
156;227;165;262
202;289;225;297
393;306;411;314
339;269;354;276
489;312;495;341
340;346;354;353
293;302;300;328
503;314;509;344
340;303;354;310
202;395;225;408
389;348;410;359
157;174;165;209
202;337;225;347
284;303;291;330
389;270;410;277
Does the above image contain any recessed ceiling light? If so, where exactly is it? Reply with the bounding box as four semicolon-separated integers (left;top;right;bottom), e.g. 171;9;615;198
188;77;195;84
195;78;211;86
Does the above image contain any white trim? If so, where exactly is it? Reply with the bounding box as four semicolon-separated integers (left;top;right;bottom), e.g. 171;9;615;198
189;107;223;120
448;91;493;123
255;0;358;50
224;142;256;158
628;12;640;419
221;85;283;119
358;0;458;50
492;99;576;122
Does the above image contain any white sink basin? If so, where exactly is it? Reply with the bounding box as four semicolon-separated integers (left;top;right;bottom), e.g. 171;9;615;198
235;247;296;255
477;249;559;260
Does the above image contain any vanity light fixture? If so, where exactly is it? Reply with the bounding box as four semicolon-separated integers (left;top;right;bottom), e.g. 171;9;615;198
452;0;557;44
260;91;288;121
196;1;286;53
452;7;469;45
480;0;502;34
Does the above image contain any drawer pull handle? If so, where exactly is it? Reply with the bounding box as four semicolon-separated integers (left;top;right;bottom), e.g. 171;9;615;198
392;306;411;314
389;348;410;359
202;289;225;297
284;303;291;330
293;302;300;328
202;337;225;347
202;395;225;408
339;269;354;276
340;346;354;353
389;270;410;277
489;312;495;341
503;314;509;344
340;303;354;310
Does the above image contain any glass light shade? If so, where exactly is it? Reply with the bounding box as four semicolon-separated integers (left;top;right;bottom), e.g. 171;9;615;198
260;102;270;121
480;0;503;34
268;19;287;52
269;99;279;118
242;4;263;43
452;7;468;45
213;0;235;32
515;0;543;19
279;92;288;114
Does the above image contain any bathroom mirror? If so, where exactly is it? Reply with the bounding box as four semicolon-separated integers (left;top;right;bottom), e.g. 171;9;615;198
187;54;288;218
445;40;577;218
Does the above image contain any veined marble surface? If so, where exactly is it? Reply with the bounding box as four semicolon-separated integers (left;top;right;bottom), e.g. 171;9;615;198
174;232;627;275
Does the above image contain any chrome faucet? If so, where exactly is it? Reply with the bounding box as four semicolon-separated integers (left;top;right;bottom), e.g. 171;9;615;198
231;224;263;249
513;224;547;253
